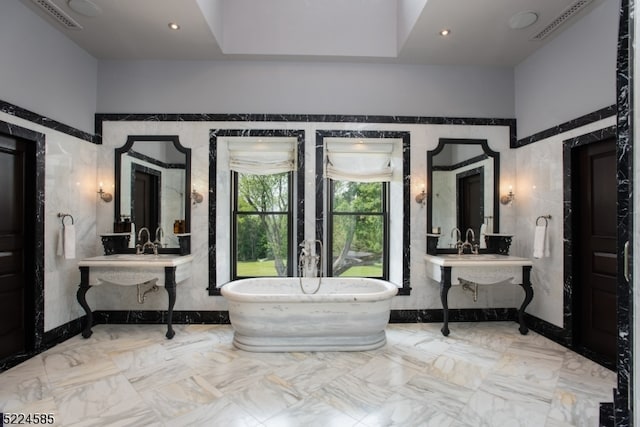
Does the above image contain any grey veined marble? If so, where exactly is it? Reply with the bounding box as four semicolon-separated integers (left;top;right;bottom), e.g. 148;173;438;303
0;322;614;426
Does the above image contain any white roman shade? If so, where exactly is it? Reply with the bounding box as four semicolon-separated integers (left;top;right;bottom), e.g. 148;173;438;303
228;139;296;175
325;140;394;182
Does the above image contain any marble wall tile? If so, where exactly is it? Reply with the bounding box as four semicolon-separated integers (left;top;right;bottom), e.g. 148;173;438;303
0;109;98;364
95;117;516;314
513;116;616;328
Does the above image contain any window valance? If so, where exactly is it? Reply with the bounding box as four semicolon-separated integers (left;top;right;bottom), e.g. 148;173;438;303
325;140;394;182
228;139;296;175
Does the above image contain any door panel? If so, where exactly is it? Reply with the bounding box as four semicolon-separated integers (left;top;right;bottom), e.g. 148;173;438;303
459;172;482;239
0;136;26;359
577;138;617;362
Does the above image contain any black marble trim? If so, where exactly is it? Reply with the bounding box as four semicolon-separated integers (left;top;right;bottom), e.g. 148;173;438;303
0;318;85;373
95;113;516;146
315;130;412;295
0;120;46;372
93;310;230;325
432;154;489;171
514;105;616;148
0;99;94;143
390;308;518;323
611;0;633;424
562;126;617;362
127;150;186;169
524;313;614;371
208;129;306;296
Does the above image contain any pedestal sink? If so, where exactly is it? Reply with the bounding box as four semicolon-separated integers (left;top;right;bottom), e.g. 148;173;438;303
77;254;194;339
424;253;533;336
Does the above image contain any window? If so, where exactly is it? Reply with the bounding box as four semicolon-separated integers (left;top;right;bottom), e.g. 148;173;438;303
232;171;293;278
328;180;389;278
228;138;297;279
325;139;393;279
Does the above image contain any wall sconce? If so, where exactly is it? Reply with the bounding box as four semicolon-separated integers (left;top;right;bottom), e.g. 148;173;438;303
415;188;426;206
500;186;515;205
191;187;203;205
97;182;113;203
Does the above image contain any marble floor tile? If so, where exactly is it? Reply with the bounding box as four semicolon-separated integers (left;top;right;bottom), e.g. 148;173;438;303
0;322;616;427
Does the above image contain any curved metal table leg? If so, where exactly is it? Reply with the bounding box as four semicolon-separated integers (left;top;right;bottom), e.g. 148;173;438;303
76;267;93;338
517;266;534;334
440;267;452;336
164;267;177;339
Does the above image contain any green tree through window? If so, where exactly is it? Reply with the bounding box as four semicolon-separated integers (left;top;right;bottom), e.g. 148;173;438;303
329;180;388;278
233;172;292;278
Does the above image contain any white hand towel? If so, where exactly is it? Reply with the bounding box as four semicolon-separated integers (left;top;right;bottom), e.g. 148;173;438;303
533;224;549;258
129;222;136;248
56;228;64;256
479;223;487;248
63;224;76;259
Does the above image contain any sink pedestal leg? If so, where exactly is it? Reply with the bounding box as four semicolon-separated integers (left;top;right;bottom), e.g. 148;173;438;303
164;267;177;339
76;267;93;338
517;266;534;335
440;267;452;336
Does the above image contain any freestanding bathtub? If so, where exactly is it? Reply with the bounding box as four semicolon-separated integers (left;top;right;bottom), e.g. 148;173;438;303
220;277;398;352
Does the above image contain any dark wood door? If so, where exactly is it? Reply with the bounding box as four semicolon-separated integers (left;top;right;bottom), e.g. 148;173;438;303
459;172;482;242
0;135;27;359
133;170;159;232
576;138;617;362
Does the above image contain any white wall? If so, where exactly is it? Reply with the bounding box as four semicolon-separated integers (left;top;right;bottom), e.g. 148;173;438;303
0;0;98;134
512;0;620;328
93;120;517;313
513;116;616;327
514;0;619;138
97;60;514;118
0;111;99;332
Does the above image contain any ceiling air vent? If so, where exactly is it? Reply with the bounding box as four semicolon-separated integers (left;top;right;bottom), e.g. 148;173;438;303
31;0;83;30
530;0;593;41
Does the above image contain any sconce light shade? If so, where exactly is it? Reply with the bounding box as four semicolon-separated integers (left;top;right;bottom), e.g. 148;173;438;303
98;186;112;203
191;188;203;205
415;189;426;206
500;189;515;205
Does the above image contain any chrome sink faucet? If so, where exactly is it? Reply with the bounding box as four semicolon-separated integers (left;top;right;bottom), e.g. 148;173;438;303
136;227;158;255
466;228;475;245
154;226;164;247
458;228;479;255
451;227;462;250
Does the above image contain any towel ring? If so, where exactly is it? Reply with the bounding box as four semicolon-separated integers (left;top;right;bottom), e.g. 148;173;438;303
536;215;551;226
57;213;74;226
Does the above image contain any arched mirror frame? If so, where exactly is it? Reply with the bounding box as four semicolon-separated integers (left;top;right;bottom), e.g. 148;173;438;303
114;135;192;243
427;138;500;253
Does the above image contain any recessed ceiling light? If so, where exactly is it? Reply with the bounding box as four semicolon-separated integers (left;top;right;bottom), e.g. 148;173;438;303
508;11;539;30
439;29;451;36
168;22;180;30
67;0;102;17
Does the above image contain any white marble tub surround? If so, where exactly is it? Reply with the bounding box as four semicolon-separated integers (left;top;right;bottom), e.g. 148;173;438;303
76;254;194;339
221;277;398;352
424;254;534;337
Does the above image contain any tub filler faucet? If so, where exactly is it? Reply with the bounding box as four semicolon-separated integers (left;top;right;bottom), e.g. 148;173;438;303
298;239;324;294
298;240;323;278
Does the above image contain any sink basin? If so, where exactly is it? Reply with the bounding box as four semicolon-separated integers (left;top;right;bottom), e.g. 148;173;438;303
436;254;512;261
424;253;532;284
78;254;194;286
424;253;532;266
104;254;184;262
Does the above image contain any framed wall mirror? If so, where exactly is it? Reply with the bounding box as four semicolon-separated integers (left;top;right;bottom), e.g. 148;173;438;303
114;135;191;248
427;138;500;251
